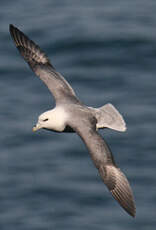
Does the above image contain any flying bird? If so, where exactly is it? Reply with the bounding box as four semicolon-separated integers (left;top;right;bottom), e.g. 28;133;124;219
9;24;136;217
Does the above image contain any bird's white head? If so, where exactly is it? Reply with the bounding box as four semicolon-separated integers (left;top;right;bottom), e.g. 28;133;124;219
33;107;67;132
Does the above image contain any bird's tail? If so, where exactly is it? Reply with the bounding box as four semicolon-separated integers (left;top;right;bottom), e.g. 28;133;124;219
94;103;126;132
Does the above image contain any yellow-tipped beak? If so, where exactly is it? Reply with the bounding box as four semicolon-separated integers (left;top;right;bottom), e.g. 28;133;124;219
32;126;37;132
32;124;41;132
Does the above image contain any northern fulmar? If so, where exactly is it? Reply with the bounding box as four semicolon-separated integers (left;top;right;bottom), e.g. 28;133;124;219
9;24;136;217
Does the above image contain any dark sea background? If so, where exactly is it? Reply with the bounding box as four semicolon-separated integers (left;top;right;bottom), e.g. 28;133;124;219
0;0;156;229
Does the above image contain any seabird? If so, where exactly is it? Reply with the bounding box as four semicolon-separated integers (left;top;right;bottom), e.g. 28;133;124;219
9;24;136;217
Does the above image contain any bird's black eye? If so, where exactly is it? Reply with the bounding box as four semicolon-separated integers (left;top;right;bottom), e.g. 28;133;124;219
43;118;48;122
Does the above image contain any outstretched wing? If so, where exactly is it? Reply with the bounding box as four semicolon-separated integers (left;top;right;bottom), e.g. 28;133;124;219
9;24;79;105
70;117;136;217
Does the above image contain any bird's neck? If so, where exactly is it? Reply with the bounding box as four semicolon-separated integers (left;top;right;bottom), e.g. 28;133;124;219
49;107;68;132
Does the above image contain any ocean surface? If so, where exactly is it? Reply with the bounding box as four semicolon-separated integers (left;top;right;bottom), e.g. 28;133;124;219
0;0;156;229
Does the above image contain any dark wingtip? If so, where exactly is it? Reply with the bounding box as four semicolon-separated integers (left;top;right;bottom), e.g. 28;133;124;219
9;24;53;69
100;165;136;218
131;206;136;218
111;189;136;218
9;24;14;28
9;24;15;33
9;24;18;45
127;204;136;218
9;24;13;34
132;211;136;218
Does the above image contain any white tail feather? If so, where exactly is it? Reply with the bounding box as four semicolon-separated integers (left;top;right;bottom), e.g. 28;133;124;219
94;103;126;132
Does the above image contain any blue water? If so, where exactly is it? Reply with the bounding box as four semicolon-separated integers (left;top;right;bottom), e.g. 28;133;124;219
1;0;156;229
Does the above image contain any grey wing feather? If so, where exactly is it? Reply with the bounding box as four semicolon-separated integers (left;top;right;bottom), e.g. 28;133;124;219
9;24;79;104
70;118;135;217
99;165;136;217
